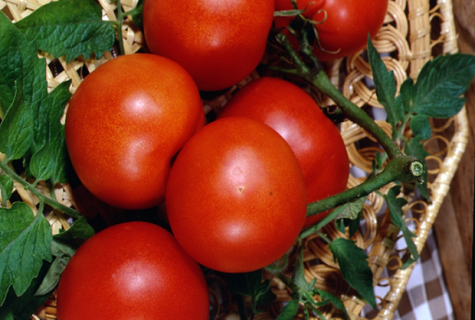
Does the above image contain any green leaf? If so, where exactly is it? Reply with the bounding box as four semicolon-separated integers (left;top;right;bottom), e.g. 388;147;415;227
35;239;76;296
0;13;48;119
292;246;313;292
329;238;376;308
367;36;400;129
404;136;430;200
396;77;416;114
409;115;432;140
0;83;34;162
29;80;72;183
385;186;419;266
14;0;116;62
411;53;475;118
334;196;366;220
225;269;275;313
0;260;52;320
0;202;53;306
0;175;13;206
276;299;300;320
316;289;348;318
53;215;95;246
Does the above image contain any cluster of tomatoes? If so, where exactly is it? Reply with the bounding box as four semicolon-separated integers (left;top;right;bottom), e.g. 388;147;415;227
56;0;388;319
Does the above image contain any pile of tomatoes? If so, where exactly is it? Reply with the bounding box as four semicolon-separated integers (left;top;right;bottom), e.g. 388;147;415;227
57;0;388;318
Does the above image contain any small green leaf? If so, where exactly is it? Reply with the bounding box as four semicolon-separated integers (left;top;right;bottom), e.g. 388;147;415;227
53;215;95;246
396;77;416;114
127;0;144;29
367;36;400;129
35;239;76;296
276;299;300;320
410;115;432;140
329;238;376;308
0;175;13;206
411;53;475;118
29;144;54;182
316;289;348;318
0;202;53;306
0;84;34;162
15;0;116;62
334;196;367;220
292;246;313;292
385;186;419;265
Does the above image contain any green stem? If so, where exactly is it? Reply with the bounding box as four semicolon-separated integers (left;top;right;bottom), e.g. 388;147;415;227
0;160;81;219
115;0;125;56
306;155;423;218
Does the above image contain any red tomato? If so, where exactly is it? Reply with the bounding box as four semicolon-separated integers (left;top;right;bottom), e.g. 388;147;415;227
56;222;209;320
165;117;307;273
274;0;389;61
143;0;275;91
218;77;349;227
65;54;204;210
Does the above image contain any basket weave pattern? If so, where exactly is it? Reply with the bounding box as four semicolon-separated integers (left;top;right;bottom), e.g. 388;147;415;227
0;0;467;319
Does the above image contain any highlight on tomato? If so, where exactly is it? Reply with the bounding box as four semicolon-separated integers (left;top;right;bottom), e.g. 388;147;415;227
143;0;275;91
56;222;210;320
65;53;204;210
274;0;389;61
165;116;308;273
218;77;349;227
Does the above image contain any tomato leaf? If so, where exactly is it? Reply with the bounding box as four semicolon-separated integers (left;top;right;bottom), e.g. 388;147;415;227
409;115;432;140
316;289;348;316
385;186;419;267
0;202;53;306
334;196;366;220
0;175;13;206
0;83;34;162
0;260;52;320
275;299;300;320
30;80;72;183
328;238;376;308
292;246;313;293
14;0;115;62
367;36;400;133
53;215;95;246
0;13;48;119
126;0;144;29
34;239;76;296
410;53;475;118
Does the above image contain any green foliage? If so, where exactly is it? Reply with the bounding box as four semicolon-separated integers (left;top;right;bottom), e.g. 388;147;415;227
329;238;376;308
0;175;13;206
14;0;115;62
0;203;53;306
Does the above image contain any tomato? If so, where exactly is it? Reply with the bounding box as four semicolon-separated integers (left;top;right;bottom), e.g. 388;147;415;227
165;117;307;273
65;54;204;210
143;0;275;91
217;77;349;228
56;222;209;320
274;0;389;61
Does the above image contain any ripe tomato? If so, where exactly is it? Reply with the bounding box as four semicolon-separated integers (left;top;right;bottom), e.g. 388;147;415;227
56;222;209;320
165;117;307;273
143;0;275;91
274;0;389;61
65;54;204;210
218;77;349;227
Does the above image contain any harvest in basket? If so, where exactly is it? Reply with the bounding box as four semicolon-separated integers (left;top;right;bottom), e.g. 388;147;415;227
0;0;473;319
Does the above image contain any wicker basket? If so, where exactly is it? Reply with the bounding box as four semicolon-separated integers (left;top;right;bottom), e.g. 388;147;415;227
1;0;467;319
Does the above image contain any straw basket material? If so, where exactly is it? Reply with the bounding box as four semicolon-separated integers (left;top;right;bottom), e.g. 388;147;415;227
1;0;467;319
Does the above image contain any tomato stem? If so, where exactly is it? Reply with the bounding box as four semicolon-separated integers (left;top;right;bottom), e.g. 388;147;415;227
0;159;82;219
305;156;423;218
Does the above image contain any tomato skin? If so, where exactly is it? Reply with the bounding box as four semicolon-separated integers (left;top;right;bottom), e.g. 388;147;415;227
165;117;307;273
274;0;388;61
56;222;209;320
65;54;204;210
143;0;275;91
218;77;349;227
